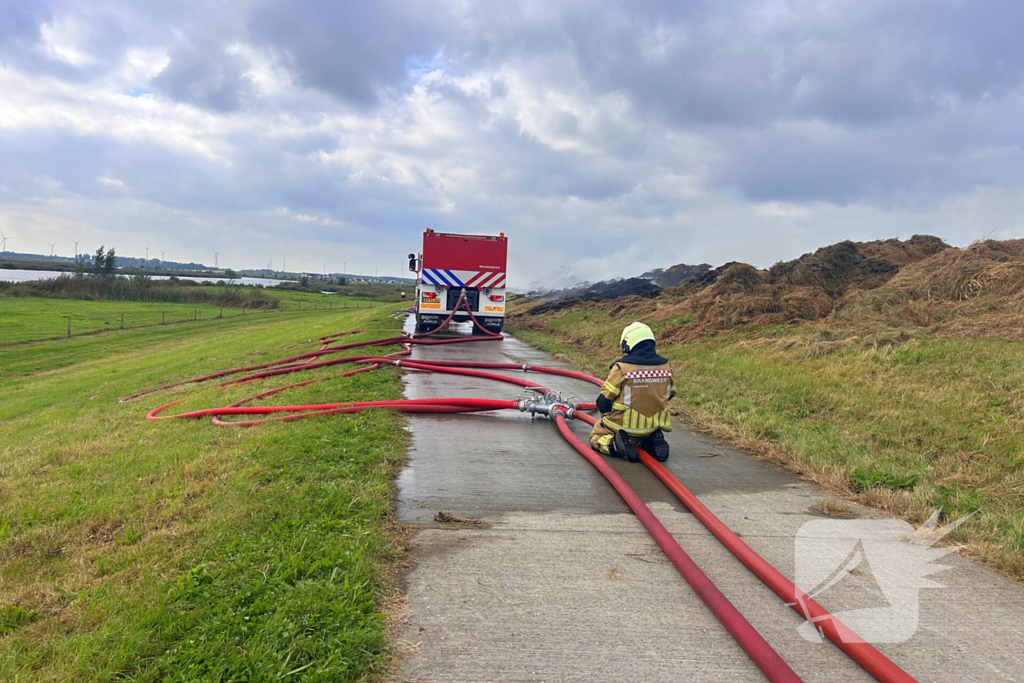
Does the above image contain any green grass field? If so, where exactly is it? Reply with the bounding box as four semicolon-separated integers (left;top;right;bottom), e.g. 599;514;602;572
0;289;383;346
0;303;407;681
0;297;246;345
266;289;387;309
511;310;1024;582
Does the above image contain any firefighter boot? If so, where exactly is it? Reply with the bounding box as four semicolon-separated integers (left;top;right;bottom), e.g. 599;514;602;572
642;430;670;462
611;430;640;463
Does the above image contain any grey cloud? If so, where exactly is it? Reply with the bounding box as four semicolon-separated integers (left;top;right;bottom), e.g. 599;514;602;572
246;0;453;106
152;43;255;112
229;0;1024;203
0;0;198;80
557;0;1024;127
719;98;1024;204
0;0;48;48
0;0;89;79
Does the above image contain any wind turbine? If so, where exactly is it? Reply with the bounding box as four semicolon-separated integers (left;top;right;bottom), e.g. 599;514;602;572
143;243;150;261
282;254;287;273
47;241;56;257
160;250;166;262
268;259;273;272
213;250;220;269
71;238;81;259
0;231;6;252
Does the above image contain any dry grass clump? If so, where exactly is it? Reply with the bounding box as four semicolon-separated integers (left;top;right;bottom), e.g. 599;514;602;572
524;235;1021;344
433;511;486;526
769;235;949;296
813;499;858;518
655;276;832;343
515;235;1024;344
646;236;948;342
834;239;1024;340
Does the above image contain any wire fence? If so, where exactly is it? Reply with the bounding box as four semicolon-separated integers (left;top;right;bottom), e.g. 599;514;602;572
3;300;374;346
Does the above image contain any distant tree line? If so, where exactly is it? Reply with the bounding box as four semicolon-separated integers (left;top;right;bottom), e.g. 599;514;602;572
1;273;280;308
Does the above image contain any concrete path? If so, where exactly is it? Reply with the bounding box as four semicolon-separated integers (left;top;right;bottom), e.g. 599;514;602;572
394;327;1024;682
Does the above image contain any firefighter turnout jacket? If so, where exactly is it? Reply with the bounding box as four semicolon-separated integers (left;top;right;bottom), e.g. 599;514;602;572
596;340;675;437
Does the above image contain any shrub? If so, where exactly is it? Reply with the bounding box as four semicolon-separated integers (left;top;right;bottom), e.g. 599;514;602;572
3;274;280;309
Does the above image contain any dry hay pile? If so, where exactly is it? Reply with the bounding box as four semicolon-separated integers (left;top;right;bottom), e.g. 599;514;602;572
833;239;1024;339
647;262;713;287
512;235;1023;343
652;236;948;342
768;235;949;296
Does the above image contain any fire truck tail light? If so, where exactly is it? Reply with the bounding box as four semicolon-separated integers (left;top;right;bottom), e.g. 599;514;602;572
489;295;504;302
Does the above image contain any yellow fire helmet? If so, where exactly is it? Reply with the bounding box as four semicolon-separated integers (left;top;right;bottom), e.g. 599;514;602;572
620;322;656;353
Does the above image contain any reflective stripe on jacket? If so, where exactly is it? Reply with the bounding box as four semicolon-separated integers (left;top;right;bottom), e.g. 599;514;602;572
598;360;675;436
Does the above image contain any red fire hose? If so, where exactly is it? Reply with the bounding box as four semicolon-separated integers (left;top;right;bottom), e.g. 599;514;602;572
569;412;917;683
552;408;801;683
124;296;920;683
637;450;917;683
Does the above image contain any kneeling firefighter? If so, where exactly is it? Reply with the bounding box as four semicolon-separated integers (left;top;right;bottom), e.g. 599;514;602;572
588;322;675;462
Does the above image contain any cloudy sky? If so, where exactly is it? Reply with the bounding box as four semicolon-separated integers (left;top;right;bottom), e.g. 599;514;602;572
1;0;1022;286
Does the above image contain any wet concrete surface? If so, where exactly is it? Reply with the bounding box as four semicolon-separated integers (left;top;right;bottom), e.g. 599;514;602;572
397;326;795;525
394;324;1024;682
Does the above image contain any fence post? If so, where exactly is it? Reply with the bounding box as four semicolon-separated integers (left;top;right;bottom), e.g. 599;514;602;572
67;317;71;338
120;313;124;329
314;302;317;310
219;307;223;318
194;309;197;321
242;307;245;315
162;311;165;325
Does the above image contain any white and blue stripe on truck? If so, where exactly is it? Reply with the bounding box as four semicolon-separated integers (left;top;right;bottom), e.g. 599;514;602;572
421;269;506;289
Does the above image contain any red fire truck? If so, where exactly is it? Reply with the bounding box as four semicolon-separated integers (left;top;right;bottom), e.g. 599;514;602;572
408;229;508;334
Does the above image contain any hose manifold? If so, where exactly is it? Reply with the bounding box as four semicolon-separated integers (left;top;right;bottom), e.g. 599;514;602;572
517;387;578;420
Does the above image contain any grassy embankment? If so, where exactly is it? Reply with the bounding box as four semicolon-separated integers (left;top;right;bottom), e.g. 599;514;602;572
272;282;410;303
0;282;389;346
0;303;408;681
510;306;1024;582
270;288;404;309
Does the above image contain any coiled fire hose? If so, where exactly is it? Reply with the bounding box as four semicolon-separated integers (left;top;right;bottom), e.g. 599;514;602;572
123;294;919;683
